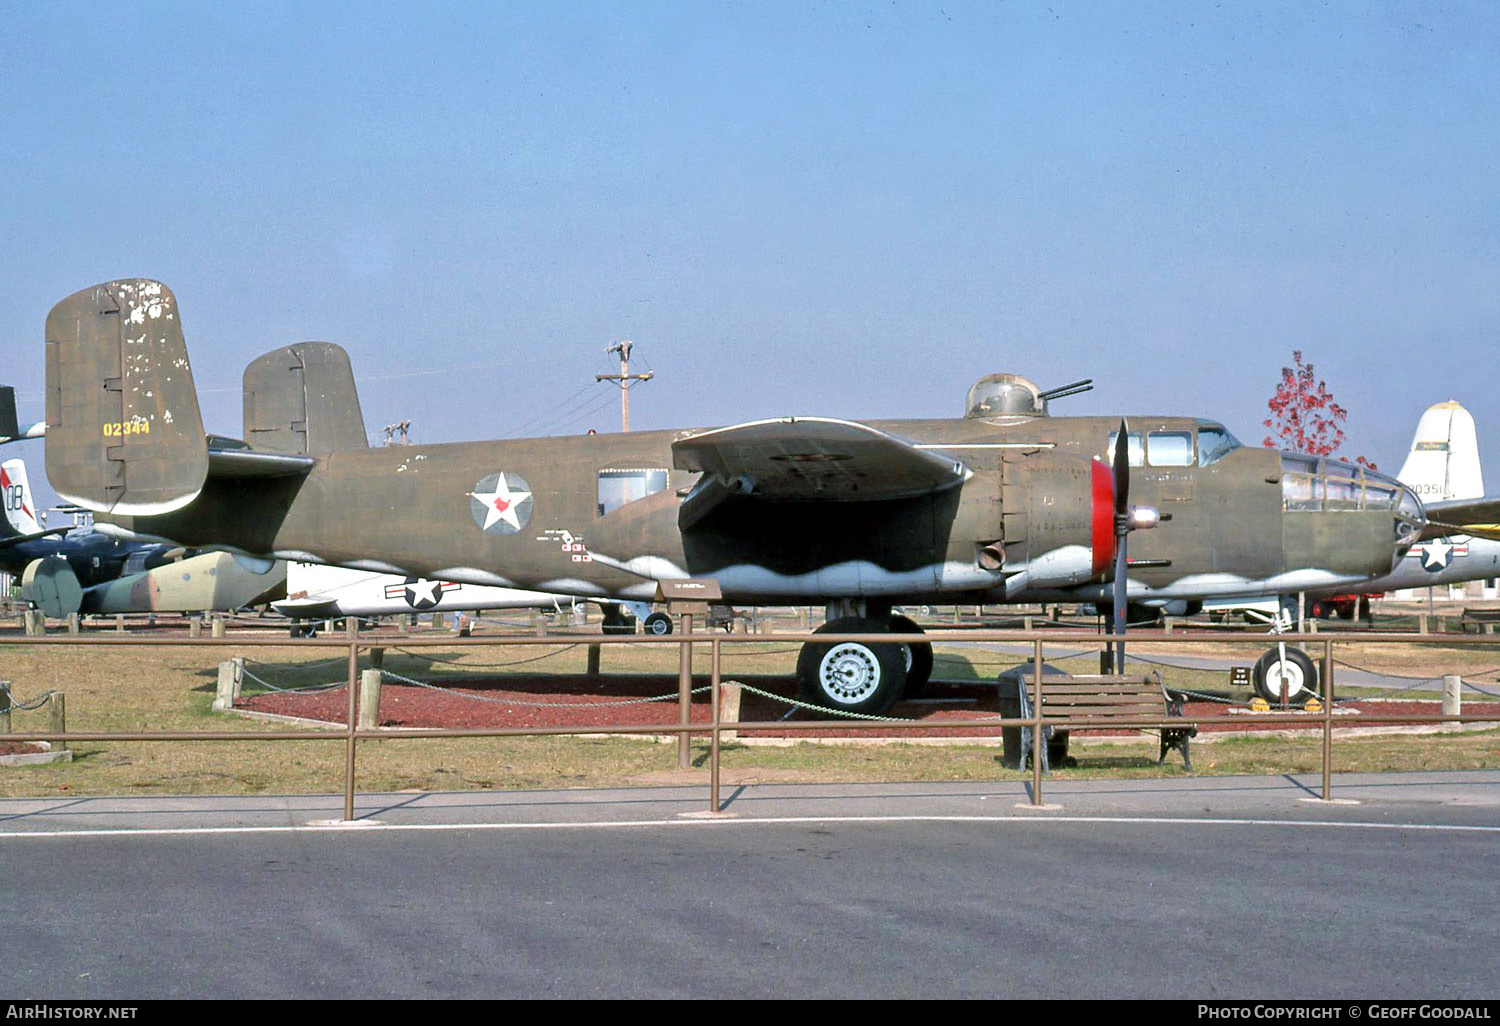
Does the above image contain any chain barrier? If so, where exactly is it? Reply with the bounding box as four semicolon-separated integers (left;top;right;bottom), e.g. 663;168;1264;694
391;644;581;668
239;667;345;694
0;688;61;712
378;667;711;708
244;653;349;670
729;682;936;723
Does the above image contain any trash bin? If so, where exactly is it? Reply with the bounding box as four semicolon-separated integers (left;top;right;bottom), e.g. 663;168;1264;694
996;674;1025;769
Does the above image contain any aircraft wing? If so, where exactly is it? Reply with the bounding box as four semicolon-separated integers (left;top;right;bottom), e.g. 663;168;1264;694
672;417;968;529
1420;497;1500;542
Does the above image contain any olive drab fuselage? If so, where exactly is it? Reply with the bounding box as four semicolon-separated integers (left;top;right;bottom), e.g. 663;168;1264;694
100;412;1415;608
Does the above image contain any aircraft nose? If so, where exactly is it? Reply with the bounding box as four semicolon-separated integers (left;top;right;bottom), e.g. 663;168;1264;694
1278;452;1426;561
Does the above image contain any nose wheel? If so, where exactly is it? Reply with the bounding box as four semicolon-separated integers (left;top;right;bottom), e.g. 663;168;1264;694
796;617;908;715
1252;646;1319;704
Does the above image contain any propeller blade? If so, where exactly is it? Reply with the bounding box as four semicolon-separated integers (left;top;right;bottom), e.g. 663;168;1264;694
1110;420;1130;673
1112;419;1130;514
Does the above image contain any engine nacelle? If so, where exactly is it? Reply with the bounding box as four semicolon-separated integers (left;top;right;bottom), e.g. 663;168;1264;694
996;450;1114;594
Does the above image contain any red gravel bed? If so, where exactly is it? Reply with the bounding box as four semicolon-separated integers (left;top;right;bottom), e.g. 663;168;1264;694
0;741;46;756
240;675;1500;739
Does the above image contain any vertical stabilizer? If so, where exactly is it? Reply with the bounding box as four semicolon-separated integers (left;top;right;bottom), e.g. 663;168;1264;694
243;342;369;453
0;459;42;536
0;386;18;442
1396;401;1483;503
44;280;208;514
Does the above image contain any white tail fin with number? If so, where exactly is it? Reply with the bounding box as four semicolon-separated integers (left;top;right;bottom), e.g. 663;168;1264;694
1396;401;1483;503
0;458;42;536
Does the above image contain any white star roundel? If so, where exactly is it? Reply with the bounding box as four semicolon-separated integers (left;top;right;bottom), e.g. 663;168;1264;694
468;472;533;535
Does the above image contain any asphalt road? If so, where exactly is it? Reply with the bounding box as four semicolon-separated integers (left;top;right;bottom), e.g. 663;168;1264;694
1;774;1497;999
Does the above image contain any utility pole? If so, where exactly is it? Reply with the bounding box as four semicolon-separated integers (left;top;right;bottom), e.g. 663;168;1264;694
596;340;653;432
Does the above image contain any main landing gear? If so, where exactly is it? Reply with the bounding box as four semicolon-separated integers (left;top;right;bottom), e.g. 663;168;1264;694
796;605;933;716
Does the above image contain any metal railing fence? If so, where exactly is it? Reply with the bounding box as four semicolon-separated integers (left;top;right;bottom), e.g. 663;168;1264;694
1;627;1497;818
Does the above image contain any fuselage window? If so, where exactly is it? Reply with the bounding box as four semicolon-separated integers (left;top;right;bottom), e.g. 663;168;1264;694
1104;431;1145;467
1147;431;1193;467
597;468;670;517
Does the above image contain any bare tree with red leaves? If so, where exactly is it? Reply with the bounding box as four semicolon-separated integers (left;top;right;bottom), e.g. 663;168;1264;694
1263;351;1377;469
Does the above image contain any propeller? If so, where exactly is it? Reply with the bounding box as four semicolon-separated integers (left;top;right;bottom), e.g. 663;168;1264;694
1108;420;1161;673
1110;422;1130;673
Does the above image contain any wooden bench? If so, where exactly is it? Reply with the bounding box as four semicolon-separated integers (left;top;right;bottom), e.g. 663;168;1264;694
1014;671;1197;771
1459;608;1500;634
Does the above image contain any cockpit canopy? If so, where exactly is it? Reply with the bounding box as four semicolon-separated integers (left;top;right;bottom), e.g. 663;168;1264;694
965;374;1046;418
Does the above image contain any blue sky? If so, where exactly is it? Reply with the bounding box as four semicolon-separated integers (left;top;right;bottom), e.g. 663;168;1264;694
3;1;1497;509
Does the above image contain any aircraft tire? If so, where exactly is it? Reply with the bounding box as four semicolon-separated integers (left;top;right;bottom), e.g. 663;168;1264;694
1252;646;1318;704
797;617;907;716
889;614;934;698
642;612;673;636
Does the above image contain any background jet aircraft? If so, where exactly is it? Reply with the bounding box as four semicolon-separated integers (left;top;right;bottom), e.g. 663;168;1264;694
0;457;177;588
1;456;285;618
44;280;1447;714
273;561;664;633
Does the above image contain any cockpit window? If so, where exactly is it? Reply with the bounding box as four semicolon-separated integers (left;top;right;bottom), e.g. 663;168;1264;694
1147;431;1193;467
1196;424;1242;466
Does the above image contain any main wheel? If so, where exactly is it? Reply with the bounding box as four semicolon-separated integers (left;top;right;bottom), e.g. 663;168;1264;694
1252;646;1318;704
889;614;934;698
642;611;673;636
796;617;907;715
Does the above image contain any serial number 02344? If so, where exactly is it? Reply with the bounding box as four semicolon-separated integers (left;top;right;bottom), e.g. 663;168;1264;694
101;420;151;438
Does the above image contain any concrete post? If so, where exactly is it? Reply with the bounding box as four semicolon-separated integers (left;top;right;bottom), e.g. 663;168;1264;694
213;660;237;712
231;656;243;701
1417;613;1428;635
720;681;741;742
189;617;202;639
66;612;80;635
586;643;601;678
1442;674;1462;720
23;609;41;636
431;611;443;628
115;614;125;632
359;668;382;730
211;615;226;638
48;693;66;751
369;647;384;670
0;680;10;733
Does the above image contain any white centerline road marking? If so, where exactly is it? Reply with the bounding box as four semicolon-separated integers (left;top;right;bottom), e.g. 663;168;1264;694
0;814;1497;840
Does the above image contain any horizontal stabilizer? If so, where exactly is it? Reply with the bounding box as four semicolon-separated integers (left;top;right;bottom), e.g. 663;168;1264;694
45;280;208;515
673;417;968;502
206;436;317;477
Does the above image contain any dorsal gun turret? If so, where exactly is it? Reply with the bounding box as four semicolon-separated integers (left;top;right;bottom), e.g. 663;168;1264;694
964;375;1093;420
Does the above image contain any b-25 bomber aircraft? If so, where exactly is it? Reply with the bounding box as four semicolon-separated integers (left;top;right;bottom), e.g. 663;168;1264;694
45;280;1441;715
